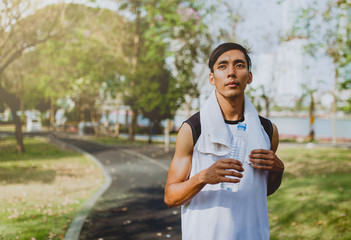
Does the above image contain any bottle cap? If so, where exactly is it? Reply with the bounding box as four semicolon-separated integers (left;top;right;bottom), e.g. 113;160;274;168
237;122;247;131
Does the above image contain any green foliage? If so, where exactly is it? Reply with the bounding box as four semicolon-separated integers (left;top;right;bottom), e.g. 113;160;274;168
290;0;351;88
65;107;80;122
2;1;213;139
37;4;125;101
269;146;351;239
3;3;128;121
117;0;212;126
287;0;351;114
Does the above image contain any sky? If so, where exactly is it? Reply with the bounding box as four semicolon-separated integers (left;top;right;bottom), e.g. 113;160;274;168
210;0;284;55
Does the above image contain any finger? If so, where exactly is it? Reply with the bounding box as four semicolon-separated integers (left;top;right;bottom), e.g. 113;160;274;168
221;158;243;166
249;153;274;160
217;160;244;171
251;149;271;154
221;176;241;183
251;164;273;171
216;165;245;174
222;162;245;172
223;170;243;178
250;159;274;166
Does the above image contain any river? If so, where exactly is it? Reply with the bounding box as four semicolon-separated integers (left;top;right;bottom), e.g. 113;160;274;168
268;117;350;140
173;115;351;140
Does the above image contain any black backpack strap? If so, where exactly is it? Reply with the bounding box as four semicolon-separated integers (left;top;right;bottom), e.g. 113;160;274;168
183;112;273;146
259;116;273;142
183;112;201;146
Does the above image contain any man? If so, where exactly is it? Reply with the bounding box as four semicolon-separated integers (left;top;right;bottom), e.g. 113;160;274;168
164;42;284;240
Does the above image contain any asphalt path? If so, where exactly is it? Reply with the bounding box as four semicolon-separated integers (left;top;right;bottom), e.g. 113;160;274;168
57;136;181;240
2;131;350;240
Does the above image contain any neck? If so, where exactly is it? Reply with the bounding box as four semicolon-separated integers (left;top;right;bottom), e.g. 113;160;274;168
215;91;245;122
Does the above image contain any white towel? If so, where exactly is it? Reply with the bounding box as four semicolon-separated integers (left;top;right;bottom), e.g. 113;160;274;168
197;90;269;158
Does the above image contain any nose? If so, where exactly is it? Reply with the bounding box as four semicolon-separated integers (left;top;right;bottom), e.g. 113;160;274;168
227;64;236;78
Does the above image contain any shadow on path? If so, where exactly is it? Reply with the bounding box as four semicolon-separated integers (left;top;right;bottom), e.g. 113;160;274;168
80;186;181;240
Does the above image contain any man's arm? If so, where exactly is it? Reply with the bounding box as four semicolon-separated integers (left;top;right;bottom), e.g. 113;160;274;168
249;123;284;196
164;123;204;207
164;123;244;208
267;123;284;195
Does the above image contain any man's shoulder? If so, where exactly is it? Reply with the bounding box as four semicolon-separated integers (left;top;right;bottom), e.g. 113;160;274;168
258;115;273;142
184;112;201;146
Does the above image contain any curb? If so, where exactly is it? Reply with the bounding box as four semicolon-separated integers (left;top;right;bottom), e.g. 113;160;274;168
71;138;171;172
50;135;112;240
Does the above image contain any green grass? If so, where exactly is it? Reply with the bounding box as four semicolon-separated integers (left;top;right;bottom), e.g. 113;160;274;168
0;124;49;133
268;146;351;240
0;137;104;240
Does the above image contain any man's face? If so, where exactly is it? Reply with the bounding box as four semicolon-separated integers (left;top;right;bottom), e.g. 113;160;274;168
209;49;252;99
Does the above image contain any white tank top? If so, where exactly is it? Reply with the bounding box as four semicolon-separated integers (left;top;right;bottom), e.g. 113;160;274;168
181;124;270;240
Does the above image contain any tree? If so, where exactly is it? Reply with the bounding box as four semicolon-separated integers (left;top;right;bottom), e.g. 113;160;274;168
115;0;212;141
1;46;46;111
1;2;128;152
291;0;351;144
27;4;127;132
0;1;69;152
296;84;318;142
213;0;243;43
258;85;274;118
134;57;183;142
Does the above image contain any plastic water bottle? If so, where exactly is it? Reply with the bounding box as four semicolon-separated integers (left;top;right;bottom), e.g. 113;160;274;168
221;122;248;192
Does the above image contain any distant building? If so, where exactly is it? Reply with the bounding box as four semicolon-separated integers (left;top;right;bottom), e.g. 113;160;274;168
251;0;335;110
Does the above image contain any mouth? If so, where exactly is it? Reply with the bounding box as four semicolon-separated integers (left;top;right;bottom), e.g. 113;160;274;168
226;81;240;87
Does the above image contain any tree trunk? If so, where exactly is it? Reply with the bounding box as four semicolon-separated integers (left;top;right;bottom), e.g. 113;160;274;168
80;105;85;122
114;94;121;137
128;109;137;141
185;98;192;119
264;97;270;118
127;7;141;141
308;91;315;142
13;109;25;152
331;70;338;146
0;86;25;152
148;121;153;144
50;98;55;131
90;109;99;136
164;119;170;153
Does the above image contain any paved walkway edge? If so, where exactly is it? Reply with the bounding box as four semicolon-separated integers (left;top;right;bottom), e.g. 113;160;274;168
82;140;171;172
50;136;112;240
122;149;169;172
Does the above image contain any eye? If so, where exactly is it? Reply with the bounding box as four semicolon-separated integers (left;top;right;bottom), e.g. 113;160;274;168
218;65;226;69
236;63;245;68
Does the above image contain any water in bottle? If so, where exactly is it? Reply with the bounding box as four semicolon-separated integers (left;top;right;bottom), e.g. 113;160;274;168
221;122;248;192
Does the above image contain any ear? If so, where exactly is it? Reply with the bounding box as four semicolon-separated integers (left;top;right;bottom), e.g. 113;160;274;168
209;72;215;86
247;71;253;84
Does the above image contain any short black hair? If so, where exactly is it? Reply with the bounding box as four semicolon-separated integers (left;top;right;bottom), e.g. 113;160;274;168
208;42;251;72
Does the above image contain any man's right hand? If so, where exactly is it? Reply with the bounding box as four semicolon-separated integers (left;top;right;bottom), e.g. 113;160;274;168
202;158;244;185
165;123;245;208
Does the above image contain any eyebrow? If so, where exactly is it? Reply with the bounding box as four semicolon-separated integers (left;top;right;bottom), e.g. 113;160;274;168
217;59;246;66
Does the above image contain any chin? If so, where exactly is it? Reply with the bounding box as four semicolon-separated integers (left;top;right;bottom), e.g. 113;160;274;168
217;89;244;99
223;93;242;100
225;91;243;98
